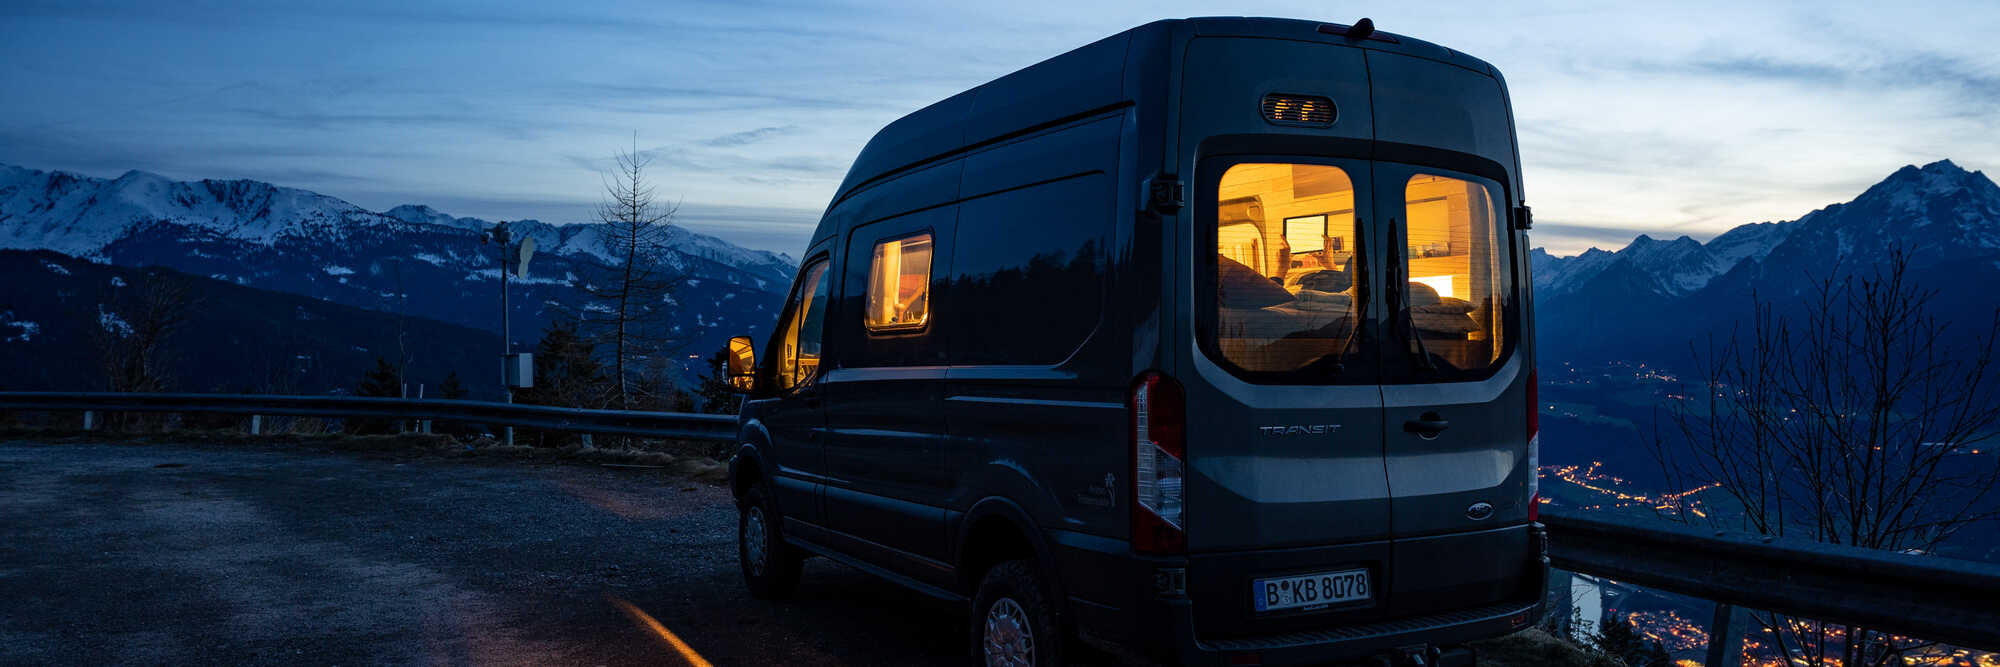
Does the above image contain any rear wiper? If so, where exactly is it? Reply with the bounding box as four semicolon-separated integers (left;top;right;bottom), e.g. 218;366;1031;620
1388;222;1437;372
1330;219;1366;375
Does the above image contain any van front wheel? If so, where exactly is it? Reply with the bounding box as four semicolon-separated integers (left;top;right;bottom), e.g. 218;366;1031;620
738;483;801;599
971;560;1063;667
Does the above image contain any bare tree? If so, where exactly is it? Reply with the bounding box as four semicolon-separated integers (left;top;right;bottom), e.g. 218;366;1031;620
1649;250;2000;666
95;269;201;394
578;136;684;409
93;269;201;431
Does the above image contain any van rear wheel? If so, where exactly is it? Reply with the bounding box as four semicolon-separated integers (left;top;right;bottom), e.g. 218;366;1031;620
971;560;1063;667
738;483;802;599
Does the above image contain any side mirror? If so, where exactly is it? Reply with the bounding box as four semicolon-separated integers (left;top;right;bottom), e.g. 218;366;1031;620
726;335;757;393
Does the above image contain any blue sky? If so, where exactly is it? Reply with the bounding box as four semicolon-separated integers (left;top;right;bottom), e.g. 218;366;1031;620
2;0;1996;256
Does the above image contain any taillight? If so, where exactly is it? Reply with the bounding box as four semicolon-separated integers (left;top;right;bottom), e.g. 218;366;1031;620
1527;370;1541;522
1131;372;1186;554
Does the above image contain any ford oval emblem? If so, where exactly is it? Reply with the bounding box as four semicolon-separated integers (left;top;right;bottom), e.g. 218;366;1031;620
1465;502;1495;521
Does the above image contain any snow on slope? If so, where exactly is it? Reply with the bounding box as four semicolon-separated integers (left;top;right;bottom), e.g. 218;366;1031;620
0;163;796;283
0;164;406;257
1531;160;2000;301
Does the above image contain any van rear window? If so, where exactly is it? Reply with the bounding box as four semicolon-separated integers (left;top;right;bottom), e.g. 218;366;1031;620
1211;163;1362;375
1400;174;1505;375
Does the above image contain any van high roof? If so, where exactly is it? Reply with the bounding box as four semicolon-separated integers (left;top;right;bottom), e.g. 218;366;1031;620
829;17;1505;208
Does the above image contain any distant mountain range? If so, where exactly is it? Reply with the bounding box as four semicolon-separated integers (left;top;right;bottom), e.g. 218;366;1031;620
1532;160;2000;365
0;163;798;393
4;158;1993;394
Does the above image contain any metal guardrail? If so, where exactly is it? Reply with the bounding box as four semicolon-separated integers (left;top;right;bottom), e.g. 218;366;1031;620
5;391;1997;658
1543;507;2000;656
0;392;738;442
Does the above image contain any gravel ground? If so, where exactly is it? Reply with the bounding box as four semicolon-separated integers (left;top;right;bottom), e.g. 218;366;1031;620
0;438;1573;666
0;438;971;666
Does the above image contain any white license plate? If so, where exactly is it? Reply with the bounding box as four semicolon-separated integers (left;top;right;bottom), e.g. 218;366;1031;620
1252;568;1370;612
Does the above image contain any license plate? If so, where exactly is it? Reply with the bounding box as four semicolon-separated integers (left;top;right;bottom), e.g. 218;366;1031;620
1252;568;1370;612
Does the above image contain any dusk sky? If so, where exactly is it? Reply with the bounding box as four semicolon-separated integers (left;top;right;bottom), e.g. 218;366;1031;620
3;0;1996;256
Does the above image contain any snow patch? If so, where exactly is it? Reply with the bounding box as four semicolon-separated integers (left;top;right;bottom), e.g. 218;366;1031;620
41;261;70;276
0;311;38;343
97;305;132;337
324;265;355;276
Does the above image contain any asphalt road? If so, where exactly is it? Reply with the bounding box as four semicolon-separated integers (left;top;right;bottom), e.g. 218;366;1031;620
0;439;979;666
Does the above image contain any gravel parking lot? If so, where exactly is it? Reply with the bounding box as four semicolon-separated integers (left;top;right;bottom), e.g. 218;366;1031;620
0;438;1572;666
0;438;974;666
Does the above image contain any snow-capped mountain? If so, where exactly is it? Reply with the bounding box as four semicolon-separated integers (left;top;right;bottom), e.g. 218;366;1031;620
1534;160;2000;364
1533;223;1796;300
0;162;800;381
0;165;415;258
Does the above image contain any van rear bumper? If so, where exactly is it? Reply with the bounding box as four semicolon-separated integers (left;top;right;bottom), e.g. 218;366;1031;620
1058;526;1549;665
1163;594;1542;666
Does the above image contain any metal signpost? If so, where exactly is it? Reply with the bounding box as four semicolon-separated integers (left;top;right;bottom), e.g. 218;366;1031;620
488;223;537;446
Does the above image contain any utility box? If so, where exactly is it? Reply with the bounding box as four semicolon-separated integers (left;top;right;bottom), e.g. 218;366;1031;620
504;352;534;388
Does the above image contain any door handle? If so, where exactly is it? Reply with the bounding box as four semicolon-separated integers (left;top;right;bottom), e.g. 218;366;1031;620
1403;413;1449;436
801;392;823;409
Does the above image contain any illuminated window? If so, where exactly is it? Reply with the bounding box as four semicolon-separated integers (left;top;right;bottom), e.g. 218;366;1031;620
1210;163;1361;374
864;233;932;331
776;260;830;391
1402;174;1505;373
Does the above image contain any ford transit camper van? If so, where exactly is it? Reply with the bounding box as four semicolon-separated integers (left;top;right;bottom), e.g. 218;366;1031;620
723;17;1545;666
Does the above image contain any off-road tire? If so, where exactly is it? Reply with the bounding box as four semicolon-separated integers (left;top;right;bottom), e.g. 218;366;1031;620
738;483;802;599
970;560;1064;667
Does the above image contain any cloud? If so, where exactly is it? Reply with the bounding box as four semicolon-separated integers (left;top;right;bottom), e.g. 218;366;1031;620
1622;48;2000;108
700;126;795;147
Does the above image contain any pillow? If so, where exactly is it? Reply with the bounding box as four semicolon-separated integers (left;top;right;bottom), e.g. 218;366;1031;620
1412;311;1480;334
1413;297;1476;314
1217;256;1294;309
1291;289;1353;313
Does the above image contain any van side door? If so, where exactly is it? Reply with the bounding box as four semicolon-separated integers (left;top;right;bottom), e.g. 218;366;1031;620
818;205;957;579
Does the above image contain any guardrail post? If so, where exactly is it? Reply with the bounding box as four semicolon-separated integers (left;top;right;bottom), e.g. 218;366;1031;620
1705;603;1746;667
250;415;262;435
83;410;98;431
581;433;593;448
420;419;431;434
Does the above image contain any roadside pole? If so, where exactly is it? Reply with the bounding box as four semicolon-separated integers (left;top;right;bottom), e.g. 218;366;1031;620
493;222;515;447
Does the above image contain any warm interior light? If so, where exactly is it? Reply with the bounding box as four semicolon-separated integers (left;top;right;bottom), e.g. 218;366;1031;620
1411;274;1455;299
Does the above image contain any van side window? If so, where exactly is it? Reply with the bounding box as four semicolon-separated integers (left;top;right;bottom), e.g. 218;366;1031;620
1210;163;1362;374
1401;174;1506;374
950;173;1110;365
775;260;831;390
864;234;933;331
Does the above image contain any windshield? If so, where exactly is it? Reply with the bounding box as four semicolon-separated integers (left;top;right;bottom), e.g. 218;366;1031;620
1208;163;1363;376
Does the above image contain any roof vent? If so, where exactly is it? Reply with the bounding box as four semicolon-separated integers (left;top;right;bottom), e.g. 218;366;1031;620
1260;94;1337;127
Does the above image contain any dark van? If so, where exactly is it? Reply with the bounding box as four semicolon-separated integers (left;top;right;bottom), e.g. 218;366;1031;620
721;17;1545;666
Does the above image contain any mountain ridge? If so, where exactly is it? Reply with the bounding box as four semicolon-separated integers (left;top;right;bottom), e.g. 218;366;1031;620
1533;159;2000;365
0;162;801;384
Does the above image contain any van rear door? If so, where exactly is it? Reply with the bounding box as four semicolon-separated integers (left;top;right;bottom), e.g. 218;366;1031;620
1373;162;1534;618
1181;156;1396;636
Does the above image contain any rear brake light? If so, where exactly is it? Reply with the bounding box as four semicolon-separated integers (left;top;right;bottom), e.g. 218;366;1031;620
1527;369;1540;436
1527;370;1540;520
1131;372;1186;554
